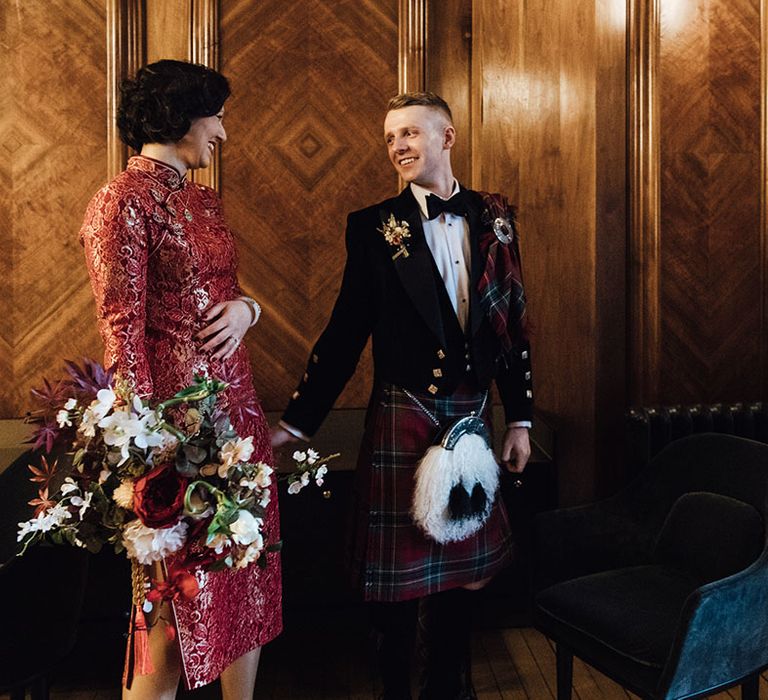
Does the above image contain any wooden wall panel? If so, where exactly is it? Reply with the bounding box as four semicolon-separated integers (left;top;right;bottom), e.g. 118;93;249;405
657;0;763;404
426;0;472;185
145;0;190;62
0;1;107;417
462;0;626;503
220;0;399;412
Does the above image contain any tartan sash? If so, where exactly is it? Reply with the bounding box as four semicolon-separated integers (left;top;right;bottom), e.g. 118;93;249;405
476;192;528;353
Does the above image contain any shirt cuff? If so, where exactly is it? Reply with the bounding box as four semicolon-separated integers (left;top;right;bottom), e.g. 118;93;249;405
507;421;532;429
278;420;311;442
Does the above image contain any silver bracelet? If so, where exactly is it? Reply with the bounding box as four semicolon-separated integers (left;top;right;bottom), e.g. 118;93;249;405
238;296;262;327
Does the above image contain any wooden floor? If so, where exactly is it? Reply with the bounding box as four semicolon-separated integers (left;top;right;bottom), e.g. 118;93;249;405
2;614;768;700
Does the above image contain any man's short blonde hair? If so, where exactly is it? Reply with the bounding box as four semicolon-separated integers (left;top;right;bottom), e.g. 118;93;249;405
386;92;453;123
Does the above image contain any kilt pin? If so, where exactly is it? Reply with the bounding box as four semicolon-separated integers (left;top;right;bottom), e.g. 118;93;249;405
282;184;533;698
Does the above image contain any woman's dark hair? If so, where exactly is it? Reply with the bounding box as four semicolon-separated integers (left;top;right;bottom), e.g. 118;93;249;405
117;60;231;151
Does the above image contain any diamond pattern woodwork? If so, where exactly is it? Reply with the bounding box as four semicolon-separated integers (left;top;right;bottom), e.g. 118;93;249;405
0;0;107;417
658;0;763;404
220;0;399;412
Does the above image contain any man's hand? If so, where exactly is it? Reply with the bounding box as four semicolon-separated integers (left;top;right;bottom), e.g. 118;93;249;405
271;425;300;449
499;426;531;473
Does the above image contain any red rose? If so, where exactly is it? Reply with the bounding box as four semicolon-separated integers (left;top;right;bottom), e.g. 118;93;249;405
132;464;188;529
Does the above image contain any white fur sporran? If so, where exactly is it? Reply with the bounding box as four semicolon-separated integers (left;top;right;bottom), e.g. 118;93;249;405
411;415;500;544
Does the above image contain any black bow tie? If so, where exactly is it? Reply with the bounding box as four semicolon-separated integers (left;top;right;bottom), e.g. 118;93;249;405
425;191;468;220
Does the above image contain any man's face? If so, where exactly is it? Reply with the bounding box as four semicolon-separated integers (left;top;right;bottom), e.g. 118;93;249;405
383;105;454;188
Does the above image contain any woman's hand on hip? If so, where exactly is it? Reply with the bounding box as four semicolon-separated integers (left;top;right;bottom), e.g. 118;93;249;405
197;299;252;361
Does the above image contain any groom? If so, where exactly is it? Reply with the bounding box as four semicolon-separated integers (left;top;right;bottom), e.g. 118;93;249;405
272;92;533;699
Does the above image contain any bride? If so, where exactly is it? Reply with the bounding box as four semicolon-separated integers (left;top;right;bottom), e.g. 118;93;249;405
79;59;282;698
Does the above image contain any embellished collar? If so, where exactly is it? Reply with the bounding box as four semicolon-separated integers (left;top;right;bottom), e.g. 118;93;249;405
128;155;186;190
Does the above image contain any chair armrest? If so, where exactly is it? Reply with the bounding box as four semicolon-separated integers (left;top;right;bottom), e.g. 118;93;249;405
533;496;657;589
660;553;768;698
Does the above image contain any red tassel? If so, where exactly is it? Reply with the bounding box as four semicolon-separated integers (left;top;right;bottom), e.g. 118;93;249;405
122;605;154;688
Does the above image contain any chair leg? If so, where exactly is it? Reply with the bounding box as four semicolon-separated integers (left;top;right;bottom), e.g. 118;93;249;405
31;674;50;700
741;672;759;700
555;644;573;700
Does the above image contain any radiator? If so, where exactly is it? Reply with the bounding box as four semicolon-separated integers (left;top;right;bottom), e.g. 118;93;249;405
625;402;768;473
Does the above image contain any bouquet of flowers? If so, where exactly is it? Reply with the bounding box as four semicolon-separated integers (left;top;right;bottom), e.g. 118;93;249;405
17;359;336;612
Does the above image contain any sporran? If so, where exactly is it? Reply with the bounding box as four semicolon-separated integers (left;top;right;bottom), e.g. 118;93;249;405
406;390;500;544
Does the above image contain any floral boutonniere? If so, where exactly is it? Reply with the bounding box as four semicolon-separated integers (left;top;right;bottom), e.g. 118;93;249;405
378;213;411;260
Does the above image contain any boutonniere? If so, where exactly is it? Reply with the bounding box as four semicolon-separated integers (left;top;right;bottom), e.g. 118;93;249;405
378;213;411;260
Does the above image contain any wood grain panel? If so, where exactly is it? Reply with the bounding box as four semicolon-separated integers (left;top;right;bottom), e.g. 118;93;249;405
220;0;399;412
628;0;661;407
658;0;763;405
426;0;472;185
0;0;108;417
594;0;628;492
145;0;190;62
468;0;625;504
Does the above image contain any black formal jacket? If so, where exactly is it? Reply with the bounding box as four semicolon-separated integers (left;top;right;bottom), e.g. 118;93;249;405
282;186;533;436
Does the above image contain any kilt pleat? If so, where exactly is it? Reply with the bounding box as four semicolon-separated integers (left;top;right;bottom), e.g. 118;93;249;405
347;382;514;602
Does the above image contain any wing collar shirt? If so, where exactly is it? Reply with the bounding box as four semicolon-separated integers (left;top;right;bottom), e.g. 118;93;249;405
410;180;471;332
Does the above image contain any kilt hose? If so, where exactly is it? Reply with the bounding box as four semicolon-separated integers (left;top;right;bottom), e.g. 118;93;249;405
347;381;514;602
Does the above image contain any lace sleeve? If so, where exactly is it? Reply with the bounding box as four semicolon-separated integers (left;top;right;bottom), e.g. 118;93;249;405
80;188;153;397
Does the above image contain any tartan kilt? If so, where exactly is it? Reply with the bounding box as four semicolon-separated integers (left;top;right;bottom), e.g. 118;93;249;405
347;381;514;602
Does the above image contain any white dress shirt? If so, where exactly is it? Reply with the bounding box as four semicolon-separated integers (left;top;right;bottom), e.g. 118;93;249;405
410;181;471;331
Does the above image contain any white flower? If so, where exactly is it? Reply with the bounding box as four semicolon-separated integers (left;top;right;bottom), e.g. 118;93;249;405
307;448;319;465
69;491;93;519
235;541;263;568
60;477;78;495
64;398;78;410
148;431;180;467
239;463;273;492
300;472;310;487
259;490;271;508
56;409;72;428
122;520;187;565
219;437;255;475
99;405;164;465
79;406;100;437
206;532;231;554
316;477;325;487
315;465;328;479
229;510;263;546
17;503;71;541
77;387;117;438
93;388;116;419
287;480;303;495
292;450;307;462
112;480;135;509
254;463;273;488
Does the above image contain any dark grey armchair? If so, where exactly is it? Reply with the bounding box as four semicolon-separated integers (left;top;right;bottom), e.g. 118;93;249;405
532;433;768;699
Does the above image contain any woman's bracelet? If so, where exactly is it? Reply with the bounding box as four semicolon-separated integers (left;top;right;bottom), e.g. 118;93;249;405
238;296;262;327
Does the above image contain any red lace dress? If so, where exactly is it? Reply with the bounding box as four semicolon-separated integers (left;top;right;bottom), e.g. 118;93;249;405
80;155;282;689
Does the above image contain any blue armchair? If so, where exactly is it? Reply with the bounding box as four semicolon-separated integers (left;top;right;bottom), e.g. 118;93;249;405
533;433;768;699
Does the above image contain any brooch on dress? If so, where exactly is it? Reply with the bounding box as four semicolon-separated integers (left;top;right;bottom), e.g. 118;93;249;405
378;213;411;260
